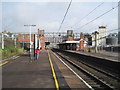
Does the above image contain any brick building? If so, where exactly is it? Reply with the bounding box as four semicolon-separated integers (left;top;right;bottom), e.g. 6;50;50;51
17;34;34;49
18;34;34;42
37;29;45;50
17;29;91;51
79;33;84;51
67;30;74;41
17;29;45;50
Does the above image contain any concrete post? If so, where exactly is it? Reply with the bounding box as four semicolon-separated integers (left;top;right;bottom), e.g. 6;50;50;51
94;31;99;53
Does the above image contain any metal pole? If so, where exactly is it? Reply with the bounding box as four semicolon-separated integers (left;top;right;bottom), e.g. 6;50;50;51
95;32;98;53
22;41;24;49
34;34;35;57
30;26;32;59
2;32;4;49
14;35;16;48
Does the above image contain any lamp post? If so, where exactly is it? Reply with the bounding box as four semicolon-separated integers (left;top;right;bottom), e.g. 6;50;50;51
24;25;36;59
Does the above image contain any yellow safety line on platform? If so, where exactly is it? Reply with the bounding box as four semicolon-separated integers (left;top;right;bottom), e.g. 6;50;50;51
0;56;20;66
0;61;9;66
48;51;59;90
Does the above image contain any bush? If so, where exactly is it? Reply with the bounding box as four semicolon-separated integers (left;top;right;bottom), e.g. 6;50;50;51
1;46;24;60
88;48;91;52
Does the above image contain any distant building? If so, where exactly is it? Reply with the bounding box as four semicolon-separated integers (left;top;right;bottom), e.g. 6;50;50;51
45;36;63;43
17;29;45;50
18;34;34;43
67;30;74;41
17;34;34;49
98;26;107;46
84;33;92;46
62;36;67;42
106;33;118;46
2;30;15;40
2;30;9;34
92;31;99;47
58;30;90;51
38;29;45;50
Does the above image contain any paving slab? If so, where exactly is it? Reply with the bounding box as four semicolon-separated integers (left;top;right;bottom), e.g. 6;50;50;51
49;50;89;89
2;50;55;88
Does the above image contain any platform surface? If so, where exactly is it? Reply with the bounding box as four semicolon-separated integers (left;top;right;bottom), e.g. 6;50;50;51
2;50;89;89
2;51;55;88
67;50;119;61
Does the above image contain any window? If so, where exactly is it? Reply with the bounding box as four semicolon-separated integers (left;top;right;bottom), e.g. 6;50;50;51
22;35;25;39
28;36;30;39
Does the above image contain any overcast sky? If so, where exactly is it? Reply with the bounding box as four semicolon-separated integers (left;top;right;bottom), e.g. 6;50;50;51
1;0;119;33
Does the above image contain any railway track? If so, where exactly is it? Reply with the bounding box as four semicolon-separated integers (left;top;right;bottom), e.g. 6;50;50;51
52;49;120;90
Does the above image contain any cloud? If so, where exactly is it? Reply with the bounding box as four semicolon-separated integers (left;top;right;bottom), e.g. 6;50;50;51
2;0;120;2
2;2;118;34
42;21;60;32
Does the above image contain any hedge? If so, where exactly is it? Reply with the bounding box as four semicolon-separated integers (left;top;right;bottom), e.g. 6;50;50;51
1;46;24;60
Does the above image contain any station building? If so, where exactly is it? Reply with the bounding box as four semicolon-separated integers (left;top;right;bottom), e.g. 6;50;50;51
58;30;91;51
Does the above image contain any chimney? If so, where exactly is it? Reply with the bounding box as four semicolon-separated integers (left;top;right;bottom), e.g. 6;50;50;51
67;30;74;41
38;29;44;36
80;32;84;39
37;29;45;50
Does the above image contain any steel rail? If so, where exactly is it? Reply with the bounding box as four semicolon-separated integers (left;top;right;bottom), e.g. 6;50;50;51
52;49;117;89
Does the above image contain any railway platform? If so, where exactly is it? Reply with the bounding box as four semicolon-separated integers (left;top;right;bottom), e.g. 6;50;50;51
67;50;119;61
2;50;89;89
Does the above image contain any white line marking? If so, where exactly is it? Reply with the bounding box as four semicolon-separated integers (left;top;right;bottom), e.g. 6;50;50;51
52;51;94;90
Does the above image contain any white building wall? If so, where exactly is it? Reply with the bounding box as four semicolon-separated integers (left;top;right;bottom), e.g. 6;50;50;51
92;33;99;47
98;27;107;46
92;34;95;46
